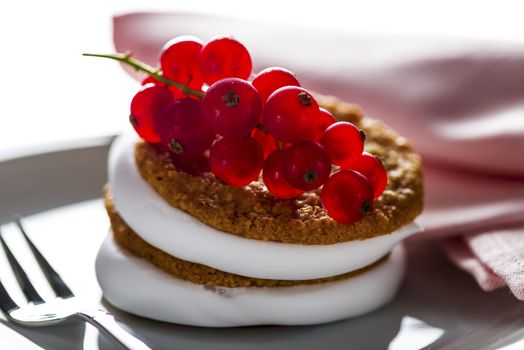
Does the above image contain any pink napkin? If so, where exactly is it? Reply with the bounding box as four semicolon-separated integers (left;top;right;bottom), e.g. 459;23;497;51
112;12;524;300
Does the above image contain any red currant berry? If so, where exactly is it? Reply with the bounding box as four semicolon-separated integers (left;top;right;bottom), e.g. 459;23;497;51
160;35;204;98
209;136;264;187
251;128;278;159
170;152;211;176
263;150;304;199
199;37;252;85
202;78;262;137
281;140;331;191
130;83;173;143
155;98;215;156
320;170;374;224
263;86;320;143
320;121;365;168
351;152;388;199
252;67;300;106
313;107;336;141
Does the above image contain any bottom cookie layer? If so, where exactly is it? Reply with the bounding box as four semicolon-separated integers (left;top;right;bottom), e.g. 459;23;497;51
95;233;406;327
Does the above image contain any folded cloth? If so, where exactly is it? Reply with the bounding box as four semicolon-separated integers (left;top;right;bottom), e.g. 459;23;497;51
443;226;524;299
112;12;524;300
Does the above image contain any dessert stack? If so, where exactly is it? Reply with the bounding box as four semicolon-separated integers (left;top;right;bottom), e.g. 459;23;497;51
88;35;423;326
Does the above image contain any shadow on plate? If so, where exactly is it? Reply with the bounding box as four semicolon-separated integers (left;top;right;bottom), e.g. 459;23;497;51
98;299;402;350
0;318;86;350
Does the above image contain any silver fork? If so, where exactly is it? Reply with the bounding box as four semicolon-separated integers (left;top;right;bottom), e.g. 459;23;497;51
0;217;154;350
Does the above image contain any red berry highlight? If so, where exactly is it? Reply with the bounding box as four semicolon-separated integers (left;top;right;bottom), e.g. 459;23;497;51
130;84;173;143
320;121;365;168
209;136;264;187
202;78;262;137
263;86;320;143
351;152;388;199
320;170;374;224
282;140;331;191
160;35;204;98
252;67;300;105
199;37;252;85
156;98;215;156
263;150;304;199
251;128;278;159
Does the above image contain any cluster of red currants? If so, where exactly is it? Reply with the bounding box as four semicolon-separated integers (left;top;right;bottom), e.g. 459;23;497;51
128;35;387;224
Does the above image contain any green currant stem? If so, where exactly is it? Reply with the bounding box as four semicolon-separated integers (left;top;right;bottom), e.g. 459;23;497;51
82;52;205;98
256;123;270;134
255;123;284;149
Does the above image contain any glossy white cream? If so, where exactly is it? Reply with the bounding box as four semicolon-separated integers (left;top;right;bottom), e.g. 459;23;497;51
108;134;421;280
96;234;406;327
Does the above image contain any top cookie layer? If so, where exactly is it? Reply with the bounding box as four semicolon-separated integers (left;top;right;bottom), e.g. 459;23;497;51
135;95;423;244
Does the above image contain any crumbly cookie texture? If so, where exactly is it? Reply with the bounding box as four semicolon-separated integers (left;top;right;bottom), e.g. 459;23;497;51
133;95;423;244
104;188;387;288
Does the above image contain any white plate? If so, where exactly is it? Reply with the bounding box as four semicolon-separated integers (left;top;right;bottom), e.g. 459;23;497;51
0;137;522;350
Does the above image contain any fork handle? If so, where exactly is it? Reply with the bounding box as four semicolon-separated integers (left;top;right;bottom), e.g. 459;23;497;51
76;309;154;350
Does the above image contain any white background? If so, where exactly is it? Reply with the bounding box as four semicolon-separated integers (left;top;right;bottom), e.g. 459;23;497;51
1;0;523;159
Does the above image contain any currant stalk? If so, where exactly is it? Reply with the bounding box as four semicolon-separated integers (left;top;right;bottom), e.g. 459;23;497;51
82;52;204;98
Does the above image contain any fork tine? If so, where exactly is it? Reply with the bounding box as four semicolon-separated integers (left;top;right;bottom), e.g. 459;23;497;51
15;217;74;299
0;228;45;304
0;279;19;315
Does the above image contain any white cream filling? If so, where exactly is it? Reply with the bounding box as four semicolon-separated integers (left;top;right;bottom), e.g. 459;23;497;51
109;134;421;280
96;234;406;327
